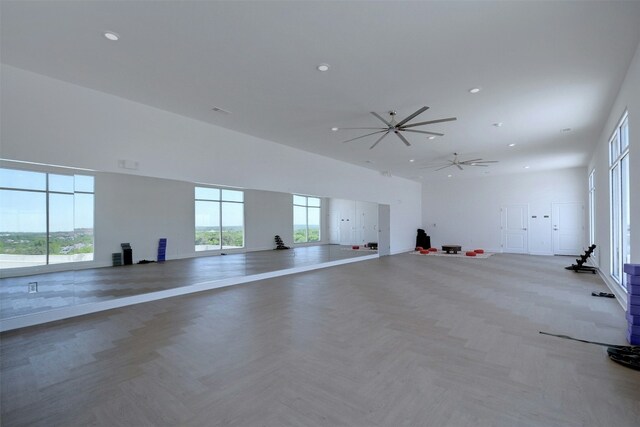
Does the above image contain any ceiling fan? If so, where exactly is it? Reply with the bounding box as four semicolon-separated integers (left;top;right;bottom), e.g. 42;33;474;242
426;153;499;171
340;106;456;150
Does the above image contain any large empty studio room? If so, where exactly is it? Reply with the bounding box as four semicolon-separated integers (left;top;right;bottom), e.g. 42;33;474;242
1;1;640;426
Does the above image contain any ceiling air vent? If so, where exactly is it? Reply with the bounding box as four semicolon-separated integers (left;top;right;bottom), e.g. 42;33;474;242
211;106;232;115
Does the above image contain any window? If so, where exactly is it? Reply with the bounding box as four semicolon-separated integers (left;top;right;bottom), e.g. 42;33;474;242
588;169;595;246
609;113;630;288
293;195;321;243
195;187;244;251
0;167;94;269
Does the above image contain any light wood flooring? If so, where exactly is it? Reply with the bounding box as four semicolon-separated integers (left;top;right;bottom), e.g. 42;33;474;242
1;253;639;426
0;245;373;320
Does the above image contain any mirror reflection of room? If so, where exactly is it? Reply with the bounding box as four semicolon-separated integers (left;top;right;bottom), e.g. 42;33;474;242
0;162;378;321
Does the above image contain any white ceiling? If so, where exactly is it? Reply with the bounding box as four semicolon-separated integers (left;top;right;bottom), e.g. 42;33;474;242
2;1;640;181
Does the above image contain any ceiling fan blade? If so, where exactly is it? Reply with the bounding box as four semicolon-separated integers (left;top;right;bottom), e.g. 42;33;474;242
395;131;411;147
456;164;464;171
371;112;392;127
434;164;453;171
469;164;489;167
460;158;483;163
395;106;429;128
472;160;499;163
402;117;458;129
369;130;391;150
342;130;387;143
338;127;387;130
402;129;445;137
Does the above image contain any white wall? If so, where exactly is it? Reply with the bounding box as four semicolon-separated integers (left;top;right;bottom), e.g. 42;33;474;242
588;40;640;291
96;173;194;263
1;65;422;255
422;168;586;254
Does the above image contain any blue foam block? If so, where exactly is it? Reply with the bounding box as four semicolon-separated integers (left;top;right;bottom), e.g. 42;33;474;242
629;323;640;336
627;329;640;345
628;303;640;316
627;275;640;286
623;264;640;276
628;283;640;296
629;294;640;306
626;312;640;326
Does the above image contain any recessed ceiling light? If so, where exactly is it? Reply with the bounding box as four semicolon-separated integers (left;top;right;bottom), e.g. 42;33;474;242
508;143;516;147
469;87;481;94
493;122;503;127
317;63;330;72
331;127;339;131
428;136;436;140
409;159;415;163
447;174;453;178
103;31;120;41
524;165;530;169
470;163;477;166
562;128;572;132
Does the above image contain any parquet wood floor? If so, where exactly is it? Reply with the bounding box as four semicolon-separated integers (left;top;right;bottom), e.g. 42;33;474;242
1;253;638;426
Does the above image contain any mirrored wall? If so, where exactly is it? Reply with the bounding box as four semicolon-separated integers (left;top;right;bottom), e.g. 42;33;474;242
0;162;379;321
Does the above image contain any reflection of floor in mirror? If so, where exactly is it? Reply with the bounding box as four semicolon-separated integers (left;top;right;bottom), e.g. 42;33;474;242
0;245;373;320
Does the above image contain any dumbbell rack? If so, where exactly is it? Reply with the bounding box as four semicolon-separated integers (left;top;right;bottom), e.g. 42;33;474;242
565;244;597;274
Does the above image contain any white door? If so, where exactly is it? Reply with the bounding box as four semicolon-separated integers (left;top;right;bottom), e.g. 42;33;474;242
339;215;353;245
378;204;390;256
328;211;340;244
552;202;584;256
501;204;529;253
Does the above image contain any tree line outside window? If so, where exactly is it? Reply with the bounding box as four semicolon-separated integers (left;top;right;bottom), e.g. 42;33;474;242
293;195;320;243
195;187;244;251
0;167;94;269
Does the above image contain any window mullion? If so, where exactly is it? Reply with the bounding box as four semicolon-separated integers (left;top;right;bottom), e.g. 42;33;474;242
45;173;50;265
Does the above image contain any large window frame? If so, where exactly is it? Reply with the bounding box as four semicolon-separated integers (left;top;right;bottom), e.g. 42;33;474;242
194;186;244;251
0;166;95;269
609;112;630;289
293;195;321;243
588;169;595;247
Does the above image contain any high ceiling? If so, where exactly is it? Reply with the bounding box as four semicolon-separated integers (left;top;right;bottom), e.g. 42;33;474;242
2;1;640;180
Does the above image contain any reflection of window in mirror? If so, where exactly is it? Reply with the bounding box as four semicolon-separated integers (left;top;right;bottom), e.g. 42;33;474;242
0;167;95;269
195;187;244;251
293;195;321;243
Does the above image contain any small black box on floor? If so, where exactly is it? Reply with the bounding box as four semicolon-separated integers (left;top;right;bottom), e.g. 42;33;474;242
112;253;123;266
367;242;378;250
121;243;133;265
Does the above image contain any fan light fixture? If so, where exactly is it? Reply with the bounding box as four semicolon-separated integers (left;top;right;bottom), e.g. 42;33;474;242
317;63;330;71
339;106;456;150
424;153;499;171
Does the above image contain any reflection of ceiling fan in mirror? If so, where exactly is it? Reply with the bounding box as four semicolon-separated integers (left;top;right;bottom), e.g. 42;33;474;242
426;153;499;171
339;106;457;150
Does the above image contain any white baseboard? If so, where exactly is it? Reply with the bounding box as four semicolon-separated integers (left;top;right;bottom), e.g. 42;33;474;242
596;268;627;309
